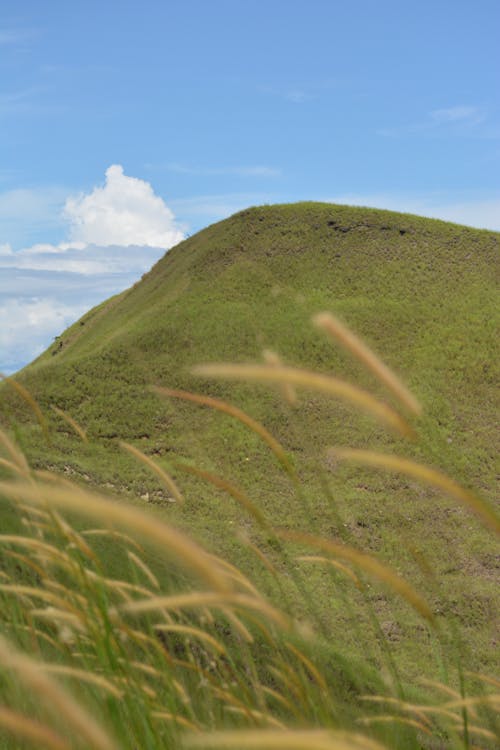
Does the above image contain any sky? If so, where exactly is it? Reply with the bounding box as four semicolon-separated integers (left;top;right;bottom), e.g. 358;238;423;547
1;0;499;373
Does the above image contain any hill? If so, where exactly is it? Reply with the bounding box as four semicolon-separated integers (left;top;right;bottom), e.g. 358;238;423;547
1;202;499;683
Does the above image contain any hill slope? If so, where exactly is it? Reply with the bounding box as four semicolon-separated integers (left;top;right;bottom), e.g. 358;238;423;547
2;202;499;680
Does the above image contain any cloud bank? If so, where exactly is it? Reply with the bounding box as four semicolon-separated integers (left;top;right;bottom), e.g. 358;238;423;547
64;165;185;248
1;165;185;373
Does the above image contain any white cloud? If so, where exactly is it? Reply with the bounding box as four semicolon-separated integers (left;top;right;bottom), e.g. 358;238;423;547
0;297;89;374
1;165;186;372
64;164;185;248
1;244;166;275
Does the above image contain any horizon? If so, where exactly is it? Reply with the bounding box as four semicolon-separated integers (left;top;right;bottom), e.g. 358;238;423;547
1;0;499;372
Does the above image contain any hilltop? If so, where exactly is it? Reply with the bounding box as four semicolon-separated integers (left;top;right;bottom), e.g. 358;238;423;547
1;202;499;681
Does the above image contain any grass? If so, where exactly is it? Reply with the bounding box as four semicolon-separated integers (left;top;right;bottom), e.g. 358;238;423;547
0;304;499;747
0;202;498;746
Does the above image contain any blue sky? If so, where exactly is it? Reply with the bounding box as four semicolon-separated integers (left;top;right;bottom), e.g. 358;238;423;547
1;0;499;372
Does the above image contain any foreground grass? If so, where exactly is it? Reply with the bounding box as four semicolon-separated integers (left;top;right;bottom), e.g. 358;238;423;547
0;313;498;748
2;204;498;686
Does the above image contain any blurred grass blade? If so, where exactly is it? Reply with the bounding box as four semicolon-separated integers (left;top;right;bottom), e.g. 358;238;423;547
0;428;30;476
120;440;184;504
118;591;289;629
176;462;269;529
285;642;328;692
313;312;421;415
0;479;232;593
328;448;500;535
1;375;50;444
42;665;123;698
0;706;70;750
357;715;431;734
154;623;228;656
127;549;160;590
262;349;298;405
192;364;415;438
279;530;434;623
152;386;296;476
296;555;361;587
184;728;388;749
50;405;88;442
0;634;117;750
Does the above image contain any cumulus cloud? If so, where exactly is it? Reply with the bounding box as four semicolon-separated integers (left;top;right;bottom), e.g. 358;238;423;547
64;164;185;248
1;165;186;372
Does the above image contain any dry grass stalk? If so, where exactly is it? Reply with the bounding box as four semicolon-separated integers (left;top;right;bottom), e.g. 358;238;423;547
192;363;415;438
127;549;161;589
0;706;70;750
1;378;50;442
184;728;388;749
176;463;268;529
328;448;500;535
117;591;289;629
296;555;361;587
0;456;26;476
152;386;296;475
29;608;87;633
465;671;500;689
0;480;232;593
152;710;200;731
223;706;287;729
50;405;88;442
0;534;76;570
285;642;328;693
120;441;184;504
262;349;298;405
279;530;434;623
0;428;31;476
42;664;123;698
221;608;254;642
238;533;280;578
154;623;228;656
267;664;307;706
0;634;117;750
82;528;144;553
357;714;431;734
50;511;98;562
313;312;421;415
209;554;262;597
260;686;299;717
4;549;48;579
0;583;84;617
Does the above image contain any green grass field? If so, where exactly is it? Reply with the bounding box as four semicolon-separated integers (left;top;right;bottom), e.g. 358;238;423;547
0;203;498;748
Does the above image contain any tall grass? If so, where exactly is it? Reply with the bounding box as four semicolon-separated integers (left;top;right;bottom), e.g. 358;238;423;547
0;314;498;749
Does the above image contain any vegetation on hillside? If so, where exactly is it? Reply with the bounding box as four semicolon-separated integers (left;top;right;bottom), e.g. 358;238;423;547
0;312;499;748
0;204;498;747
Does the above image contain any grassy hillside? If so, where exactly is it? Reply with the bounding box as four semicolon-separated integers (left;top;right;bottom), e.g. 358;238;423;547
1;202;499;687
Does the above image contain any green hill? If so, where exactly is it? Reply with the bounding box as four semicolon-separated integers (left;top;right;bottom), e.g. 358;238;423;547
1;202;499;683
